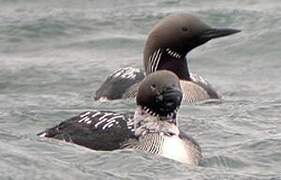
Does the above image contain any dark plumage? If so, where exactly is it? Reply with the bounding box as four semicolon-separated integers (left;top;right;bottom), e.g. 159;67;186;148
38;111;134;150
95;14;240;102
39;71;202;165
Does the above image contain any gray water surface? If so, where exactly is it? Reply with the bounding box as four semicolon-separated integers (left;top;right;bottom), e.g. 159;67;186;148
1;0;281;179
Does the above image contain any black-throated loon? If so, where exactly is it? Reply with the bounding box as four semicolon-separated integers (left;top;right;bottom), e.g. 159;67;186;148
95;14;240;102
38;70;202;165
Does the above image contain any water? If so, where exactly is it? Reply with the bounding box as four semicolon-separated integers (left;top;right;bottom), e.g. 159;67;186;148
1;0;281;179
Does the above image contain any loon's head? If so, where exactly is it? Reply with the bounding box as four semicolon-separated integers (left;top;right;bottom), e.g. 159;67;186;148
136;70;182;124
144;14;240;80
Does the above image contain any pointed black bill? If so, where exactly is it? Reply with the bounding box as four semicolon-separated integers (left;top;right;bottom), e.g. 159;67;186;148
200;28;241;41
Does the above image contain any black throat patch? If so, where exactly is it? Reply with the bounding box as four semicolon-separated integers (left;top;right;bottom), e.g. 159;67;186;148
147;48;190;81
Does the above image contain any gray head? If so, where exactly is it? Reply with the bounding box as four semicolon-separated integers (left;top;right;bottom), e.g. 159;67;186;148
136;70;182;118
144;14;240;80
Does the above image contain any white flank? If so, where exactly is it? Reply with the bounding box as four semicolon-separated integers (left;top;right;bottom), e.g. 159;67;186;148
39;132;47;137
161;136;191;164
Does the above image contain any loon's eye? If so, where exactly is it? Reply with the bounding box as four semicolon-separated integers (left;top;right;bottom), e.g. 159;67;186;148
182;26;189;32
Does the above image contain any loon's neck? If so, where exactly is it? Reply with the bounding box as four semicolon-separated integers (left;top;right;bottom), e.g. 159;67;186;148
132;107;178;137
144;47;191;80
147;53;191;81
158;56;191;81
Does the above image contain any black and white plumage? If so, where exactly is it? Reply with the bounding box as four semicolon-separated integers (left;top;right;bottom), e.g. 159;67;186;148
38;110;134;150
95;67;145;101
94;14;240;102
122;112;202;165
39;70;202;165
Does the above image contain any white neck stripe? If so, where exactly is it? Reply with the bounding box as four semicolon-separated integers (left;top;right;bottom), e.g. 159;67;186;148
166;48;181;59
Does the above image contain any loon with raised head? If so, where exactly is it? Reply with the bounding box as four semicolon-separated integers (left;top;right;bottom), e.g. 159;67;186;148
38;70;202;165
95;14;240;102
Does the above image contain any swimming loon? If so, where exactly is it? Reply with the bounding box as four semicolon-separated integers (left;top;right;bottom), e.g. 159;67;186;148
38;70;202;165
95;14;240;102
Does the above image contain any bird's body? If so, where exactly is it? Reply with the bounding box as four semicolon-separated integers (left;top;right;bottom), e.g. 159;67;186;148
96;66;218;102
95;14;240;102
122;114;201;165
38;110;134;150
39;71;202;165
